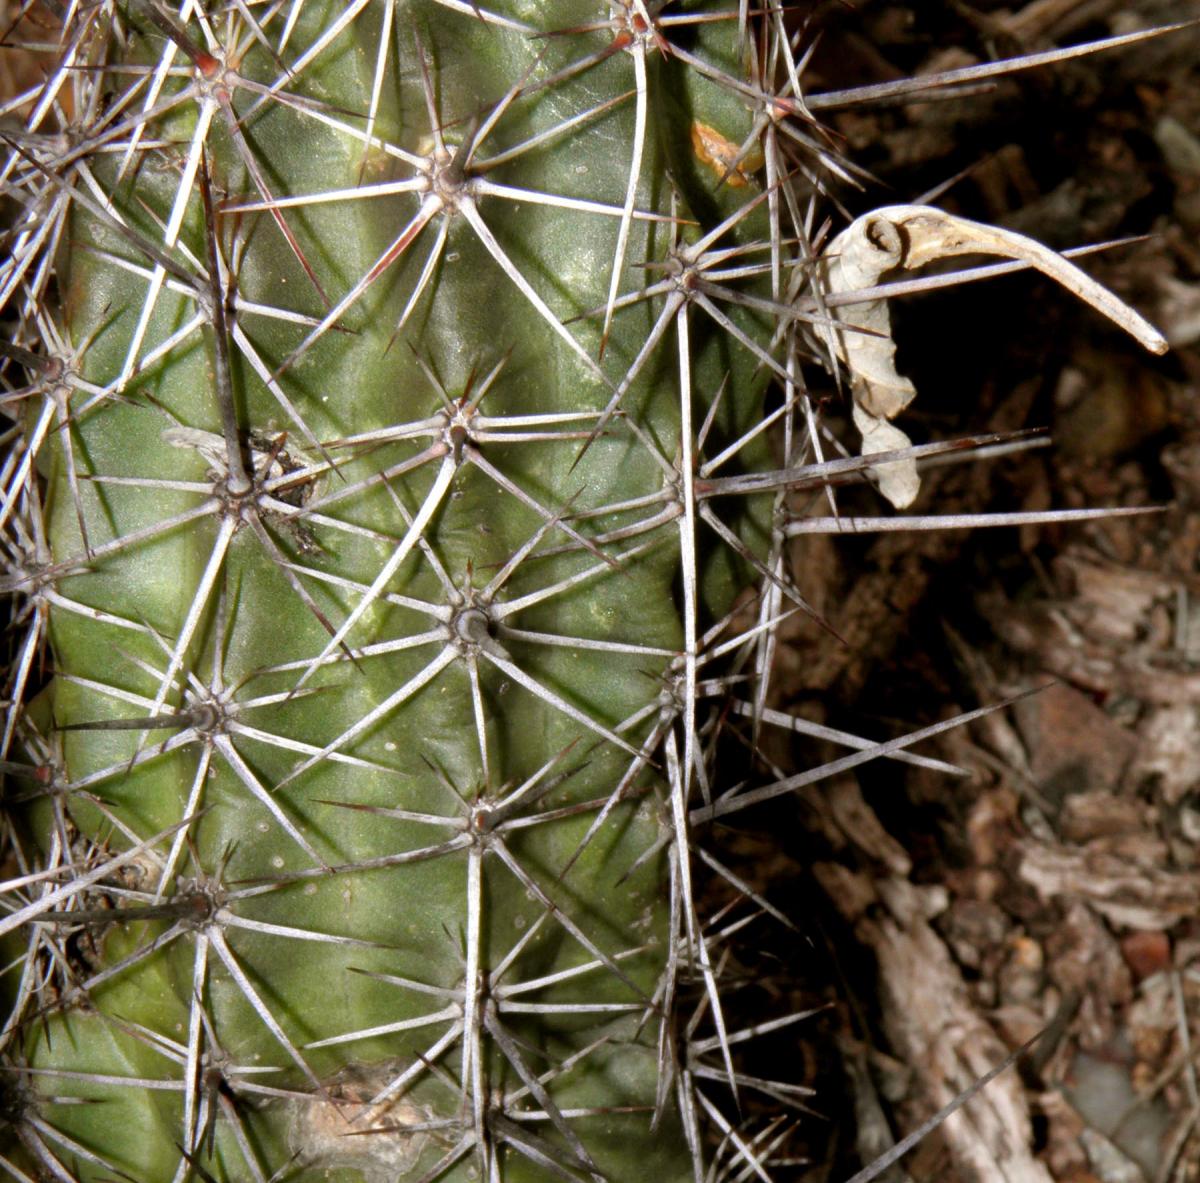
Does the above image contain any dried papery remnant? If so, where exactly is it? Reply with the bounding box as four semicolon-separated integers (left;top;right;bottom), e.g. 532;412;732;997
820;205;1169;508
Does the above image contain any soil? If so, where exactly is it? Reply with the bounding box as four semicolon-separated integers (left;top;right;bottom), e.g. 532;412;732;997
705;3;1200;1180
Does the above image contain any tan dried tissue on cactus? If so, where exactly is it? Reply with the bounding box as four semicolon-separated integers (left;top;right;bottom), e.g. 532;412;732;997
0;3;1179;1182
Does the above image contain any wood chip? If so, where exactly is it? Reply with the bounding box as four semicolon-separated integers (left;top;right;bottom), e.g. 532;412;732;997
1013;683;1137;803
1019;839;1200;930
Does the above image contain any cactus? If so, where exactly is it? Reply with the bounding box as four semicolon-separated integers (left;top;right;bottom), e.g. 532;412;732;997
0;3;1173;1182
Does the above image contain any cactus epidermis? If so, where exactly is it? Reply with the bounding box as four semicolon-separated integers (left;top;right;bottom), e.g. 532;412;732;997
2;2;780;1180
